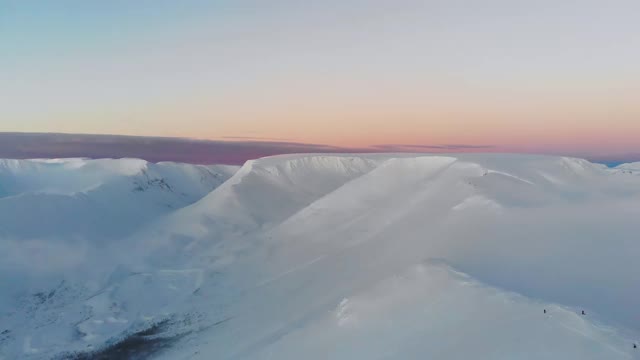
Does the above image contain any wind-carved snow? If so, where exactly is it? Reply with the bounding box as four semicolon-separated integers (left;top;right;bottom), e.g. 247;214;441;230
1;154;640;359
452;194;502;212
131;155;383;266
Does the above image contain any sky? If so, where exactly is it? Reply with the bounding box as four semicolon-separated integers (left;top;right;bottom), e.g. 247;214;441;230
1;0;639;162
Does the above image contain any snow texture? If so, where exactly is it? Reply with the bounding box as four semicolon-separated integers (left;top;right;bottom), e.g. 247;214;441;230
1;154;639;359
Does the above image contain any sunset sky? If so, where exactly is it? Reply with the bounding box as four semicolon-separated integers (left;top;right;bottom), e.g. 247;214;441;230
1;0;639;161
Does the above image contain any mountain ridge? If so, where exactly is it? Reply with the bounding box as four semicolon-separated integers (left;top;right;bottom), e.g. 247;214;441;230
1;154;639;359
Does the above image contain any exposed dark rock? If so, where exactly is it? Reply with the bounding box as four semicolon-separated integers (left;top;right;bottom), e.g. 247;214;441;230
59;320;183;360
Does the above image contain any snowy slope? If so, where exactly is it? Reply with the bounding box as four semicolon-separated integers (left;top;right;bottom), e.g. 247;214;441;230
0;158;238;240
0;158;239;345
1;154;640;359
201;262;634;360
616;162;640;174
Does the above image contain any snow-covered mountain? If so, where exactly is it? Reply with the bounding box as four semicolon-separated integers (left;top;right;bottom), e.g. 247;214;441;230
616;162;640;174
1;154;640;359
0;159;239;321
0;158;238;240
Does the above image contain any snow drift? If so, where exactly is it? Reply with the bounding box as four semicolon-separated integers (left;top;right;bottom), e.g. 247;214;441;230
1;154;639;359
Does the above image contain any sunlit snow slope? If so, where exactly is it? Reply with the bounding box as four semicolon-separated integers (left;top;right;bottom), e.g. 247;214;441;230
1;154;640;360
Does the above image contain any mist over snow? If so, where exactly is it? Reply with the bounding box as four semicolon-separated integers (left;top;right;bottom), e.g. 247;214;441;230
616;162;640;173
1;154;640;359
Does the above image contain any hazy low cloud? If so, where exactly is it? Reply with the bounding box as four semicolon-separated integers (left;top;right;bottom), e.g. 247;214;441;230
588;153;640;165
0;133;636;165
221;136;297;141
371;144;496;151
0;133;352;165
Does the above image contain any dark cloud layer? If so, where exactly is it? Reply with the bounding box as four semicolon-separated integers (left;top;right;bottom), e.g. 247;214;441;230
0;133;636;166
0;133;353;165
